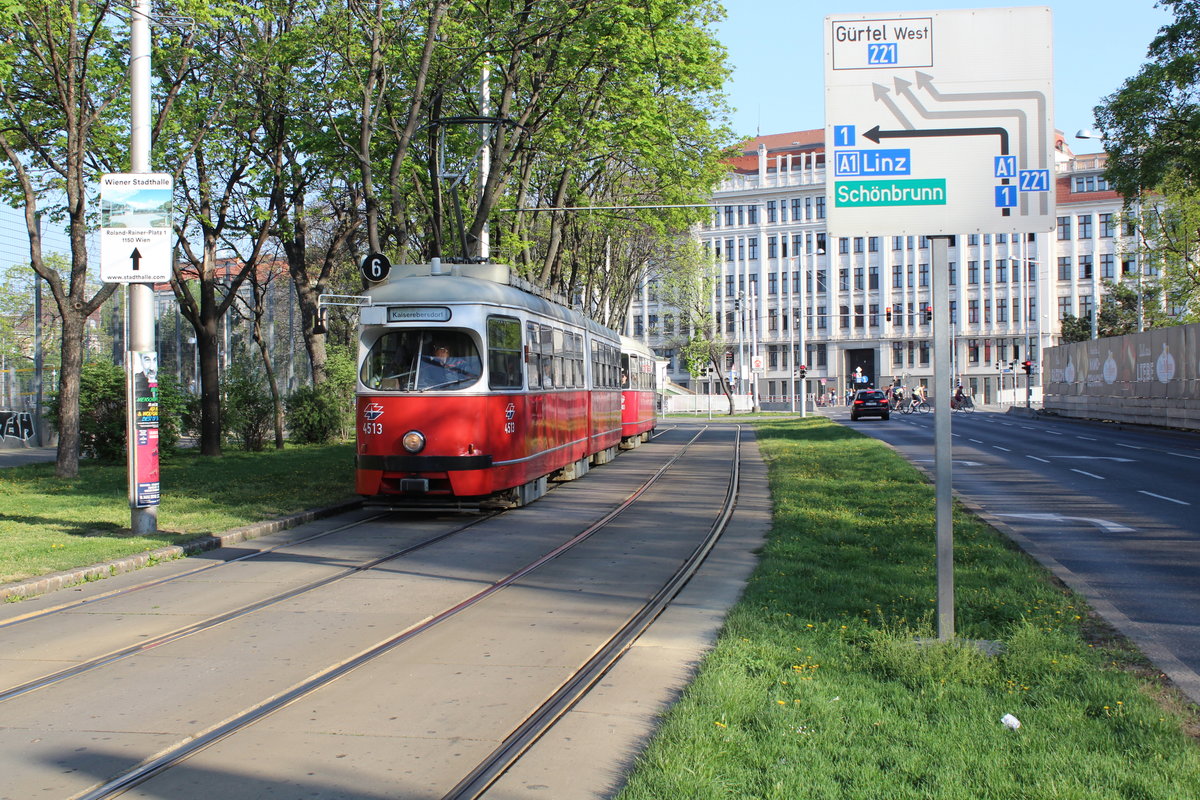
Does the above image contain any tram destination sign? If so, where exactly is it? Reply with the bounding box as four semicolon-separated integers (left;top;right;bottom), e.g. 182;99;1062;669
824;7;1055;236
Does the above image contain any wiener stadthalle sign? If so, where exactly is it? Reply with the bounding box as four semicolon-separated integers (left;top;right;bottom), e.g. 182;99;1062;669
824;7;1055;236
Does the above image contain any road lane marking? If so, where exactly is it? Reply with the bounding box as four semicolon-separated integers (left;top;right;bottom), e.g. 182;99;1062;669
1169;452;1200;460
1139;491;1190;506
1027;455;1050;463
1076;436;1097;441
996;512;1135;533
1115;443;1143;450
1070;469;1105;479
994;446;1011;452
969;438;984;443
1046;430;1063;436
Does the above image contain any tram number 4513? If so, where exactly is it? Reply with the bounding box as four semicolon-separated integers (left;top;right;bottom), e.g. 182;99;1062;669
362;422;384;435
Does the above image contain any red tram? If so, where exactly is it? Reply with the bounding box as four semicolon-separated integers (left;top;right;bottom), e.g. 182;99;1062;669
619;335;658;447
353;261;654;507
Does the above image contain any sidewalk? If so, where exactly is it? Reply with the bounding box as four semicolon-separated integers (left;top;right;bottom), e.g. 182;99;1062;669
0;445;57;468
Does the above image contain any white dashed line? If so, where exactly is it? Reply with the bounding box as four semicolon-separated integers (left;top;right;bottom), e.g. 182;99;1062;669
994;446;1011;452
1027;455;1050;463
1169;452;1200;460
1070;469;1105;480
1115;443;1143;450
1139;490;1190;506
1077;436;1097;441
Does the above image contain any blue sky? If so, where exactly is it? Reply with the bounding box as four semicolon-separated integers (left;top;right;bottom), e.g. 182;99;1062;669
714;1;1173;154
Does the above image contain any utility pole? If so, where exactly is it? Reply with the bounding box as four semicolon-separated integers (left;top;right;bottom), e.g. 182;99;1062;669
127;0;157;534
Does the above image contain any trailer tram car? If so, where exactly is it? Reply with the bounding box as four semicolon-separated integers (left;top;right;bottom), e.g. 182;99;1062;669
354;261;650;508
619;335;658;448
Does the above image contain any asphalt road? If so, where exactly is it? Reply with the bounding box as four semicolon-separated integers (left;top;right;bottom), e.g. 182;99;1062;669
831;405;1200;705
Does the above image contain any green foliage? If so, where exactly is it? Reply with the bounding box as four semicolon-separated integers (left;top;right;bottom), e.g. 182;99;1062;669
46;360;125;462
222;359;275;452
617;417;1200;800
1095;0;1200;196
155;371;189;456
284;383;345;445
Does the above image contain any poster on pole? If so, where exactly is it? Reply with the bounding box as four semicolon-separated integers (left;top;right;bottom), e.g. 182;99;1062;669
128;351;160;507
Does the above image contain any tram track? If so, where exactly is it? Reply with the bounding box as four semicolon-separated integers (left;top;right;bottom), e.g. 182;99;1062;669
63;425;739;800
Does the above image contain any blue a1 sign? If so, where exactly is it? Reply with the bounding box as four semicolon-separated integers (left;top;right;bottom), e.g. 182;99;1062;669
99;173;174;283
824;7;1055;236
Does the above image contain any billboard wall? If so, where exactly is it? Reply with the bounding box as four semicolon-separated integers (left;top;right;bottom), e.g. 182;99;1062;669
1043;322;1200;429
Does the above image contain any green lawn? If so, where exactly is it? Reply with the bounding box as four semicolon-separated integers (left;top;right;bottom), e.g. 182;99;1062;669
0;443;357;586
617;416;1200;799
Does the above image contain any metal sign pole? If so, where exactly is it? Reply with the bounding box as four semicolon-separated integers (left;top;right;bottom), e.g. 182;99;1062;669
931;235;954;640
128;0;157;535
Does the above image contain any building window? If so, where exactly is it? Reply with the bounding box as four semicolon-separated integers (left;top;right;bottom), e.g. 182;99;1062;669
724;206;734;226
839;268;849;291
1100;213;1114;237
1078;214;1093;239
815;197;825;219
854;304;865;328
747;206;757;224
920;340;930;365
950;300;958;325
767;236;777;259
817;305;827;329
869;303;879;327
1079;295;1094;321
949;262;957;286
792;198;802;220
817;270;827;293
996;260;1007;282
1101;253;1115;278
725;239;734;261
1058;296;1072;320
984;299;992;324
766;200;777;222
968;339;979;363
1028;296;1037;323
854;267;864;290
748;238;759;260
967;261;979;284
919;262;929;287
997;300;1008;323
768;308;778;332
893;341;905;367
893;236;904;250
840;305;850;329
892;265;903;289
1079;255;1093;279
969;234;979;245
1057;216;1071;240
984;260;992;283
968;299;979;324
839;237;850;255
1058;257;1073;280
854;237;864;253
737;205;745;225
869;265;880;290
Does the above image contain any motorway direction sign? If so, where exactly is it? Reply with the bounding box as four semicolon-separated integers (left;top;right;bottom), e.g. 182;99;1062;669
99;173;174;283
824;7;1054;236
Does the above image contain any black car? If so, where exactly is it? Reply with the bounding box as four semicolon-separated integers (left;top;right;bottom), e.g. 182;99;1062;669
850;389;890;420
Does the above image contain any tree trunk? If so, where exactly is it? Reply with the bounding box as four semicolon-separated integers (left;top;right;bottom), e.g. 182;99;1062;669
53;313;87;477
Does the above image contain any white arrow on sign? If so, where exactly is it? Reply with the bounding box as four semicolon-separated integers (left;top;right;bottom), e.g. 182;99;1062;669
995;513;1134;534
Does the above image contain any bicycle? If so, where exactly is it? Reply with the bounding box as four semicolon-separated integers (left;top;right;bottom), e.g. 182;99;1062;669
903;398;930;414
951;396;975;412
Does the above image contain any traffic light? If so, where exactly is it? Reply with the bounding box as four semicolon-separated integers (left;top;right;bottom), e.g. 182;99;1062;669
884;306;892;322
923;305;933;324
798;364;807;378
1022;360;1033;375
725;351;734;368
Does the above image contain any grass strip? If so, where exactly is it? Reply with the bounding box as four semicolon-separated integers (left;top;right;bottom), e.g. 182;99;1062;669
617;416;1200;799
0;443;356;586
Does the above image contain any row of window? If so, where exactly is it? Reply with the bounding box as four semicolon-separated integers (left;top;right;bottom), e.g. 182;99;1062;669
710;259;1040;299
710;296;1038;335
1056;254;1155;280
1073;174;1110;193
710;197;829;228
1057;213;1127;240
489;316;621;391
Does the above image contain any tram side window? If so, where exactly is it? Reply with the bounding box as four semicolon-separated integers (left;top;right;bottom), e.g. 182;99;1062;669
570;333;584;388
621;353;631;387
487;316;523;390
526;322;542;389
551;327;565;388
540;323;555;388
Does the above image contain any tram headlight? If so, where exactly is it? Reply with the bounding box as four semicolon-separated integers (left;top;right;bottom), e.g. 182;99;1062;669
401;430;426;454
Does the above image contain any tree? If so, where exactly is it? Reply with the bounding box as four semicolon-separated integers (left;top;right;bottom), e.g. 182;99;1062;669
652;240;736;415
0;0;125;477
1094;0;1200;198
1058;279;1171;344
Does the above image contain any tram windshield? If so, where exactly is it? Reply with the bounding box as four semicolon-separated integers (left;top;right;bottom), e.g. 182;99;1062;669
361;330;482;392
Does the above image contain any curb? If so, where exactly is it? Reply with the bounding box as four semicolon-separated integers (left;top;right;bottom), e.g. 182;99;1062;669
0;498;364;603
